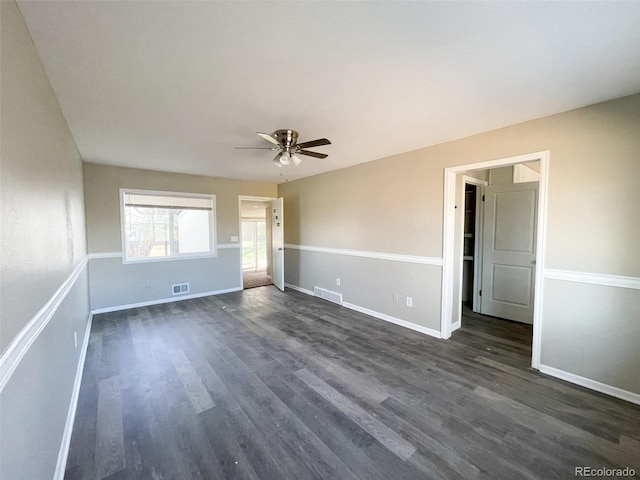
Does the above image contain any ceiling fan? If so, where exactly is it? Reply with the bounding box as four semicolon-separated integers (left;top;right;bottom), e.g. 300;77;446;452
236;129;331;167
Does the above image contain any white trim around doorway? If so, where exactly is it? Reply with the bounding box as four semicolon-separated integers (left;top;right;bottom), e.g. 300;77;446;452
441;151;550;370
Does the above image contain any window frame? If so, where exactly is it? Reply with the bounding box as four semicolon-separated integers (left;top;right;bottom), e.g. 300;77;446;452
119;188;217;264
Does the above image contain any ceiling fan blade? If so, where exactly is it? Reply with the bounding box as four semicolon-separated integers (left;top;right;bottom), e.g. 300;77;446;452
298;150;328;159
257;132;281;146
297;138;331;149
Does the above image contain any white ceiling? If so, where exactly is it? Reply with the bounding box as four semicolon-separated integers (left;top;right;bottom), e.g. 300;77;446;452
17;1;640;184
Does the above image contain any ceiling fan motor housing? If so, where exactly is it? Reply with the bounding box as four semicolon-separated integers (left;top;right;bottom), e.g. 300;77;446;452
274;129;299;148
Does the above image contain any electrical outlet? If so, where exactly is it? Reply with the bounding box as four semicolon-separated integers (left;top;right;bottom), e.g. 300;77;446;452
406;296;413;307
74;331;77;349
393;293;399;303
336;278;341;286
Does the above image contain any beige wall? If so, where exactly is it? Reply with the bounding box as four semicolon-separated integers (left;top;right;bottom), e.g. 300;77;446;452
84;163;276;253
1;1;88;352
282;94;640;275
1;2;91;478
278;93;640;394
84;163;276;309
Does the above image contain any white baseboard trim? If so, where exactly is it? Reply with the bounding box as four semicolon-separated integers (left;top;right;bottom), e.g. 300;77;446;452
284;282;442;338
544;269;640;290
284;283;314;296
91;287;243;314
284;243;443;266
538;364;640;406
451;321;461;332
343;302;442;339
54;313;93;480
0;257;88;392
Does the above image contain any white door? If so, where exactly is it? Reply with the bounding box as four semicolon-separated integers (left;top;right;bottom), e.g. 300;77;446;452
271;197;285;291
480;182;538;324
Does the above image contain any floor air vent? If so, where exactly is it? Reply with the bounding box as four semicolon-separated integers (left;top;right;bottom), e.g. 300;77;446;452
313;286;343;305
172;283;190;295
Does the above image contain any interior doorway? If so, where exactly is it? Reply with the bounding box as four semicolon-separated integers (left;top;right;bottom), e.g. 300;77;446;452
460;177;487;315
455;166;540;365
441;151;549;369
239;198;273;289
461;164;540;325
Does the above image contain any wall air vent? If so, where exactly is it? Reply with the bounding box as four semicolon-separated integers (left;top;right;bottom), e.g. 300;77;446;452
313;286;343;306
172;283;190;295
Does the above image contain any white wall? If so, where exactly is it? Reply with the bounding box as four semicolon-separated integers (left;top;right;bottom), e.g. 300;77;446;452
1;2;91;478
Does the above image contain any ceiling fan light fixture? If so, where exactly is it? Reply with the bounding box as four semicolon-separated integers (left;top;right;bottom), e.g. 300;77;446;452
272;153;283;167
291;153;302;166
279;151;291;165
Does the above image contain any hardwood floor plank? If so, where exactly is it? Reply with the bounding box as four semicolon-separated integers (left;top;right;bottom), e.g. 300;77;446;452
192;307;427;479
201;335;362;480
167;348;215;414
473;385;640;472
295;368;417;461
95;376;125;480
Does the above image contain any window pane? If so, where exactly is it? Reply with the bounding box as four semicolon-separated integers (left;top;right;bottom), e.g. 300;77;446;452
124;207;170;258
242;221;257;269
122;190;215;261
256;221;267;270
174;210;210;254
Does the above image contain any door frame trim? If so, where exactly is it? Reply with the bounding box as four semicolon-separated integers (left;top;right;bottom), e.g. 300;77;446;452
441;151;550;369
238;195;277;289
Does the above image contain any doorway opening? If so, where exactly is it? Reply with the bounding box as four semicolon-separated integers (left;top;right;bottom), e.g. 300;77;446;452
441;151;549;369
238;196;285;291
242;218;271;288
458;165;540;366
240;198;272;289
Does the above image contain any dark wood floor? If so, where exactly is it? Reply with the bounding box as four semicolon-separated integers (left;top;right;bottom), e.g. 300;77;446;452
65;288;640;479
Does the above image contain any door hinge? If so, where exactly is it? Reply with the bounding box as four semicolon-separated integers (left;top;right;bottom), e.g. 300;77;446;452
482;195;485;201
479;290;482;297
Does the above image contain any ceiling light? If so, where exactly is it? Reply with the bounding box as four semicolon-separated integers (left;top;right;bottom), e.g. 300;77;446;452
280;151;291;165
291;153;302;166
272;153;283;167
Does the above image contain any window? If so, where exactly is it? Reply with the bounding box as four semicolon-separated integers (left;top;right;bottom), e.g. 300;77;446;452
120;189;215;262
242;220;267;271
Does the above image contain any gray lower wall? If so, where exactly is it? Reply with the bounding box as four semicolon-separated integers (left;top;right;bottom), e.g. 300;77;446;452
541;279;640;394
285;248;442;332
1;267;91;480
89;249;241;310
